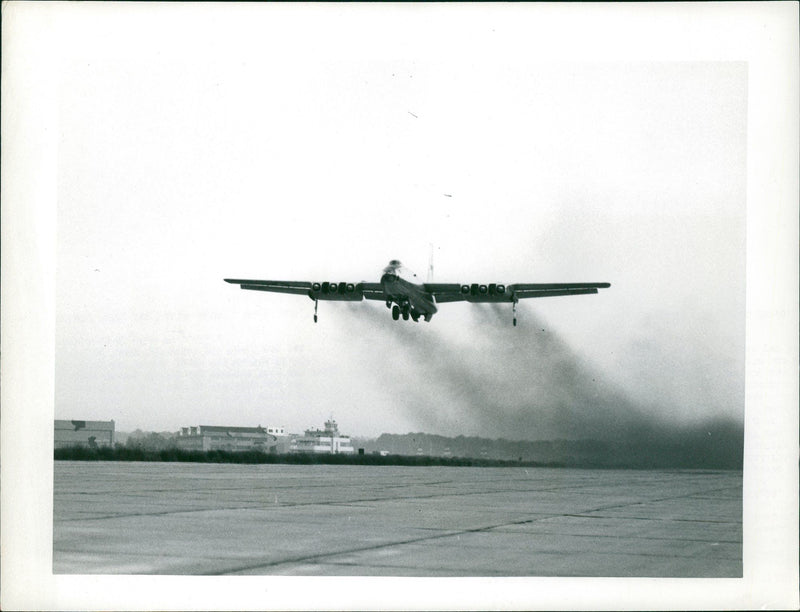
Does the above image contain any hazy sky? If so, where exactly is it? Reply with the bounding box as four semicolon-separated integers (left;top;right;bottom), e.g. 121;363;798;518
53;12;748;438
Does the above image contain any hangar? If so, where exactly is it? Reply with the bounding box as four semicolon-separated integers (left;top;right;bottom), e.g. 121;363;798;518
176;425;289;453
54;420;115;449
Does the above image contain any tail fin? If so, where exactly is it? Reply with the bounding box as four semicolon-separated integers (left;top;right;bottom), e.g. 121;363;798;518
427;243;435;283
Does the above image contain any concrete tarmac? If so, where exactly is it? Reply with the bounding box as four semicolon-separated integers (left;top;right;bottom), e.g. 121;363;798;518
53;461;742;576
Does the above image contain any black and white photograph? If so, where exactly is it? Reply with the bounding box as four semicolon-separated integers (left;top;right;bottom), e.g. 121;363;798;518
2;2;797;610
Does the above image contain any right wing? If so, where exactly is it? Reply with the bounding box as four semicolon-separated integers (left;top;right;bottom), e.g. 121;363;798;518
511;282;611;299
425;282;610;303
224;279;385;302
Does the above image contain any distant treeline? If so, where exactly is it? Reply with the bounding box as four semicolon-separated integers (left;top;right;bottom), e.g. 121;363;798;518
54;446;564;468
360;418;744;470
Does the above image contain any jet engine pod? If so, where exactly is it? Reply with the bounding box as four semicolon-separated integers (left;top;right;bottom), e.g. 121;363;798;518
461;285;470;294
328;282;338;293
479;284;488;294
345;283;355;293
495;284;505;295
312;282;322;292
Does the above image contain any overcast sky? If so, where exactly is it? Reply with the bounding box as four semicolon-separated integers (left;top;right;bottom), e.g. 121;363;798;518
52;9;748;438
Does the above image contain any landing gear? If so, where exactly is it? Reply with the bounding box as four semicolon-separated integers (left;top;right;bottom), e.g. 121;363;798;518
313;299;318;323
389;300;421;322
512;298;518;327
388;299;424;322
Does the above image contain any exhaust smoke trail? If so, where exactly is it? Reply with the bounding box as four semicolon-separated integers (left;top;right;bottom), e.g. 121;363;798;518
341;298;742;470
343;302;669;442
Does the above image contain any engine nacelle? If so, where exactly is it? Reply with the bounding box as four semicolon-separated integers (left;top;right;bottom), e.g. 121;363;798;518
311;281;364;301
463;282;508;301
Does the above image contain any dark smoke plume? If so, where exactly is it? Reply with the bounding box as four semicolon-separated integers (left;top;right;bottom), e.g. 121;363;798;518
340;301;742;462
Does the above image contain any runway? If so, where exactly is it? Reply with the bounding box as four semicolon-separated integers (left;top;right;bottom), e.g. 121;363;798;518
53;461;742;576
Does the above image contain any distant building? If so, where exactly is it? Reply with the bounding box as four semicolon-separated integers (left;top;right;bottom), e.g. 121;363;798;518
176;425;289;453
290;419;355;455
54;420;115;449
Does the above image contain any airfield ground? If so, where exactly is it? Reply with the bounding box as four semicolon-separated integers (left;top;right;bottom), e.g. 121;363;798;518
53;461;741;576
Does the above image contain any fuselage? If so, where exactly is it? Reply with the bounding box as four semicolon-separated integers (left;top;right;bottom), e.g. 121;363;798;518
380;260;437;321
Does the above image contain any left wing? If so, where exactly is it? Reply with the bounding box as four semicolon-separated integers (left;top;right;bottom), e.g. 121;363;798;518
224;279;385;302
224;279;312;295
426;282;610;303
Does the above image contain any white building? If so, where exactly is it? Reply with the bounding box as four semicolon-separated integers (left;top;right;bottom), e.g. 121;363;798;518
290;419;355;455
176;425;288;453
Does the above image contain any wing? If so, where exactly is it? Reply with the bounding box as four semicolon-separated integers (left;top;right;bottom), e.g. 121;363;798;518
359;282;385;301
224;279;313;295
425;282;610;303
224;279;385;302
423;283;468;303
511;282;611;300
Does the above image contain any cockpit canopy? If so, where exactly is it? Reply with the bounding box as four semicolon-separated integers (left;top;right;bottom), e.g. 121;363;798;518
383;259;402;274
382;259;418;282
